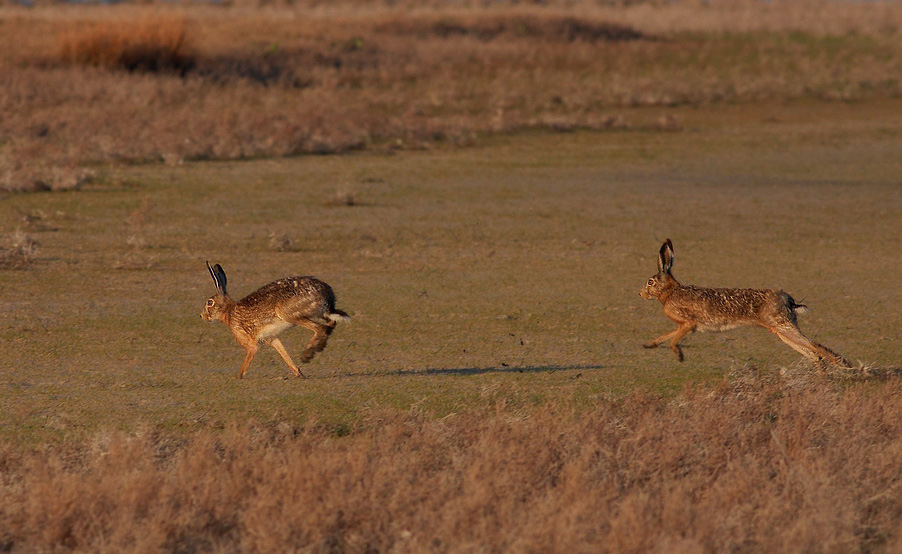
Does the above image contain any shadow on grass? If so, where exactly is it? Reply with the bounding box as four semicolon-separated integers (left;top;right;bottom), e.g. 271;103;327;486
365;364;606;377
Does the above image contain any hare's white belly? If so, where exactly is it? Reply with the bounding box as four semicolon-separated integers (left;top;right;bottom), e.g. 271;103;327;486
258;318;294;340
698;321;747;332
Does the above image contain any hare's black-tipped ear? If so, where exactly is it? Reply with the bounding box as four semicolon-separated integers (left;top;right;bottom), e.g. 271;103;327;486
658;239;674;274
206;261;228;295
214;264;228;295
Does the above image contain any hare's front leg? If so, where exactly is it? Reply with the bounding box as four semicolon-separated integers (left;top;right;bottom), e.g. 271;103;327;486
643;323;694;362
237;343;258;379
268;337;306;378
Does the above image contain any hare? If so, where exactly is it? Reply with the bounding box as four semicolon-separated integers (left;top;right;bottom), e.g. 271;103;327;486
201;262;350;379
640;239;851;368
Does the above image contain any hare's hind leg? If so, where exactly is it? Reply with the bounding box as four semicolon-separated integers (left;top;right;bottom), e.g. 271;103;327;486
644;323;694;362
770;325;851;368
301;326;330;363
268;337;306;378
291;319;331;363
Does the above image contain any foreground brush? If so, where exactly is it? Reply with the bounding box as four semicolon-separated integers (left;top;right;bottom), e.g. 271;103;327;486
640;239;851;368
201;262;350;379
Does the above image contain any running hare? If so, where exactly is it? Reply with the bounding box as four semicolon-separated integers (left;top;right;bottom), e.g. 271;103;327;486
640;239;850;367
201;262;350;379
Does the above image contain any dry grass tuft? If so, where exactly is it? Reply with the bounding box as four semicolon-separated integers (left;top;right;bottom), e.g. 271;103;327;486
653;114;682;132
15;210;58;232
0;162;93;193
0;372;900;551
267;231;296;252
57;15;194;73
324;189;360;207
0;228;38;269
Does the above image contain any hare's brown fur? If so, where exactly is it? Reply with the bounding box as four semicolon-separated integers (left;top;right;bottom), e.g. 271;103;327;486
202;263;350;379
640;240;850;367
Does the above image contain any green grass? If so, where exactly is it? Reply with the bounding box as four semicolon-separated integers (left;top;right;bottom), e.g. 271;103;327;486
1;99;899;444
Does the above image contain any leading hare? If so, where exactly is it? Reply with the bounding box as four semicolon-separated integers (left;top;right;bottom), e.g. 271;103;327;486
201;262;350;378
640;239;850;368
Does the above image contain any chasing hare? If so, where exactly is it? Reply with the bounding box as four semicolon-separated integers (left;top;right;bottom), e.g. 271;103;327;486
201;262;350;379
640;239;850;368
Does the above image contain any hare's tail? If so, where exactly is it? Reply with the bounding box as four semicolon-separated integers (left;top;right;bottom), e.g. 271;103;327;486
328;309;351;324
787;295;809;316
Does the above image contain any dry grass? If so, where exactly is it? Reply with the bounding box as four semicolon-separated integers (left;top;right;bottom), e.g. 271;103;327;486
0;371;899;552
374;12;650;42
0;159;93;193
0;228;38;269
1;1;901;191
57;15;193;73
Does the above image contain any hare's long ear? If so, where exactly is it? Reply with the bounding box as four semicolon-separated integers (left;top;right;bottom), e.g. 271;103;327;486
659;239;674;274
206;261;228;296
213;265;228;295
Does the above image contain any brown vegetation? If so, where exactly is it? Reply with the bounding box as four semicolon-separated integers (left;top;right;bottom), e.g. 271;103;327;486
0;228;37;269
0;369;899;552
0;162;93;193
57;15;193;73
1;1;901;191
374;12;650;42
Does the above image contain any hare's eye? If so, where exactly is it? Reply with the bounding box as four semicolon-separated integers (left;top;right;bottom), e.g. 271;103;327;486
207;299;215;306
647;279;655;286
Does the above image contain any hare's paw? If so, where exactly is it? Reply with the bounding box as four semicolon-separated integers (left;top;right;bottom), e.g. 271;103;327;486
642;341;659;349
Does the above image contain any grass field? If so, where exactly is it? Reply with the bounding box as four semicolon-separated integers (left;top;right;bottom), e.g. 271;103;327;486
2;100;901;550
2;99;899;442
1;1;901;550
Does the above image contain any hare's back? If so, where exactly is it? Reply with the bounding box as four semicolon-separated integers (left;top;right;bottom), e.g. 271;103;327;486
239;276;336;311
672;286;780;323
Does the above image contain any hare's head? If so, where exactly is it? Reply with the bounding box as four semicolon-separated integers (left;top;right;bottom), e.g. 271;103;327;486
202;294;233;321
640;239;677;300
201;262;234;321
